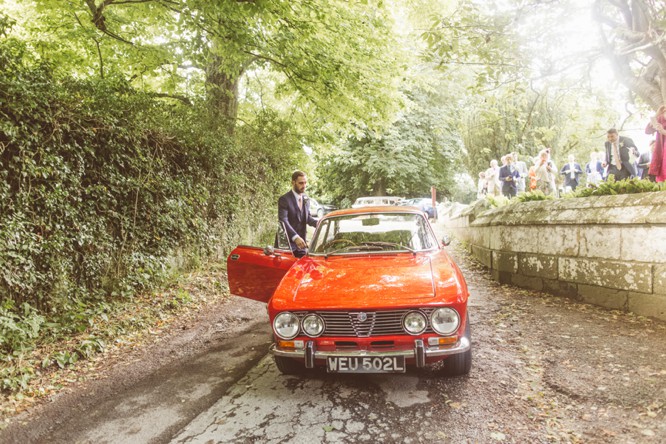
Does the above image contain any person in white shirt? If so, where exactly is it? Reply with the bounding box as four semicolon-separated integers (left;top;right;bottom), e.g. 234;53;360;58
477;171;488;199
484;159;501;196
560;154;583;191
585;152;603;186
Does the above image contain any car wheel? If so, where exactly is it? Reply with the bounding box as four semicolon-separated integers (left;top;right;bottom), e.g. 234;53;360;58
274;356;305;375
441;314;472;376
317;208;324;218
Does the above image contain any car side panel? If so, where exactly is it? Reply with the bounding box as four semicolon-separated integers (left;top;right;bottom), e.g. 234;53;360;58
227;246;298;303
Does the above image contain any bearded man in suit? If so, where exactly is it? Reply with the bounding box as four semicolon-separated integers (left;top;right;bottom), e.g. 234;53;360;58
603;128;637;180
278;171;318;257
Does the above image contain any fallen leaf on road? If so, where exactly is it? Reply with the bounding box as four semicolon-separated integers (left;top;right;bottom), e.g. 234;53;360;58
490;432;506;441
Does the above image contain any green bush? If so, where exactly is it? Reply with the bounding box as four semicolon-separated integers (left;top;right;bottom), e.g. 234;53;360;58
570;176;666;198
515;190;555;202
484;194;510;208
0;28;304;391
0;302;45;355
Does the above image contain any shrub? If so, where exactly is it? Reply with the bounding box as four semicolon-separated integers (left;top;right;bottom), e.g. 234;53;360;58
571;176;666;198
0;28;305;392
515;190;555;202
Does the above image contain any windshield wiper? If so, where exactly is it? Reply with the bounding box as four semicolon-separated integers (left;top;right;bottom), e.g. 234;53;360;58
358;241;416;254
347;245;384;252
324;246;354;258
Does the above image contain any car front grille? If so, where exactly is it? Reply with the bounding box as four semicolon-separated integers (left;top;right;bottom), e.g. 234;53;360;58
295;309;435;337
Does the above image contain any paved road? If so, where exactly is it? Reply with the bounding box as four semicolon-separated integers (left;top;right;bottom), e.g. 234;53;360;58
4;222;665;443
172;240;666;443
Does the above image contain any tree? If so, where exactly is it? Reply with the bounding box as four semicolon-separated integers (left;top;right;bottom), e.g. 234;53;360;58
594;0;666;110
316;78;460;205
421;0;621;176
12;0;403;133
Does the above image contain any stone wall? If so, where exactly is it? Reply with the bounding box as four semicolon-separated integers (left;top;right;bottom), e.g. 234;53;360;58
443;192;666;321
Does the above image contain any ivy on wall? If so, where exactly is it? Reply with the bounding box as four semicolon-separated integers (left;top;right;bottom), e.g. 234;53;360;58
0;34;300;340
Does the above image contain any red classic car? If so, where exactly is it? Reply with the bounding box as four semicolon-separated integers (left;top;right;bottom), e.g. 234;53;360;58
227;206;471;376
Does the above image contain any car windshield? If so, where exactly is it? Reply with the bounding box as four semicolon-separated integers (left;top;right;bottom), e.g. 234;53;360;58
310;212;437;255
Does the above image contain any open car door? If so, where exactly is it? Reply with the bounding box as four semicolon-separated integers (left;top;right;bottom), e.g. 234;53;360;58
227;223;298;303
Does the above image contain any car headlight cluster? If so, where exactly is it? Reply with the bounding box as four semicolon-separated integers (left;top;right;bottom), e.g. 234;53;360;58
429;307;460;335
273;312;325;339
302;314;325;337
273;312;300;339
402;308;460;336
274;308;460;339
403;311;427;335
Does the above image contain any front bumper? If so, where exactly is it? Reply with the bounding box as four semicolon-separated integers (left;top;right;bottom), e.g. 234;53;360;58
270;337;471;369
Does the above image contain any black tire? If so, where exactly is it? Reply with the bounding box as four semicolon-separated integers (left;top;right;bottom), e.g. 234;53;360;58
274;356;305;375
441;314;472;376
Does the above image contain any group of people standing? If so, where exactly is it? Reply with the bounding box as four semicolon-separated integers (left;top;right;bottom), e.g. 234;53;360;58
477;152;529;199
588;124;665;184
477;112;666;200
477;150;560;199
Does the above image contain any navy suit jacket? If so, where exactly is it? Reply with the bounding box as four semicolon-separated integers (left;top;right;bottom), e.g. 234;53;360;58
560;162;583;187
498;164;520;193
278;191;317;255
604;136;637;177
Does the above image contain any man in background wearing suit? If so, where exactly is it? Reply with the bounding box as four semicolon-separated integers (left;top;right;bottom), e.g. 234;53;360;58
637;140;655;180
604;128;637;180
560;154;584;191
498;154;520;198
278;171;318;257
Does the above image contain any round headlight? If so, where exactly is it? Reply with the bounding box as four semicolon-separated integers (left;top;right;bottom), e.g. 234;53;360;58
273;312;300;339
403;311;427;335
430;308;460;335
302;314;325;337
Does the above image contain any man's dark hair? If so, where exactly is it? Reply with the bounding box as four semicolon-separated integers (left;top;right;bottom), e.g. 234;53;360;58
292;170;306;181
607;128;618;135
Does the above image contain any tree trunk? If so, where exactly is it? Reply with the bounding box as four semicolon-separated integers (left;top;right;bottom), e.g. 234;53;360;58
374;177;386;196
205;54;241;134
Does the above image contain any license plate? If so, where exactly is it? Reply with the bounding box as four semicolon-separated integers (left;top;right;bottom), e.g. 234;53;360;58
326;356;406;373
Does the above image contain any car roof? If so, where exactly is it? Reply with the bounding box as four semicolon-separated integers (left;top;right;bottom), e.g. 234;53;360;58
354;196;401;201
324;205;423;217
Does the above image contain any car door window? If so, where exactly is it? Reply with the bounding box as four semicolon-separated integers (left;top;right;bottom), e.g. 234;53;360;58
275;222;291;250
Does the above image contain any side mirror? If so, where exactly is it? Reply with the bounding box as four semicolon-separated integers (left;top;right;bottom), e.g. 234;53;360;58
264;245;280;256
441;235;451;247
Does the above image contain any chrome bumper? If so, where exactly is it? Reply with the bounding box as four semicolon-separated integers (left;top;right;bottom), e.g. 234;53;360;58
270;337;470;369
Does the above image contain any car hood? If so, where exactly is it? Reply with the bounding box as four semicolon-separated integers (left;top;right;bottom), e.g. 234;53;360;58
272;254;458;311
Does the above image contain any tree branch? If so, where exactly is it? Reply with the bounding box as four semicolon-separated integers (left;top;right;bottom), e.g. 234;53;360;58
95;39;104;79
148;92;193;105
84;0;135;45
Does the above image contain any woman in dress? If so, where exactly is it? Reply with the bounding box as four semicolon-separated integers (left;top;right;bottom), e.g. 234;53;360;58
534;149;555;195
585;152;602;186
645;105;666;182
484;159;501;196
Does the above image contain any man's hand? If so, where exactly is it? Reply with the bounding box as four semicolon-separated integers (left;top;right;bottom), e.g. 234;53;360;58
294;236;307;249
